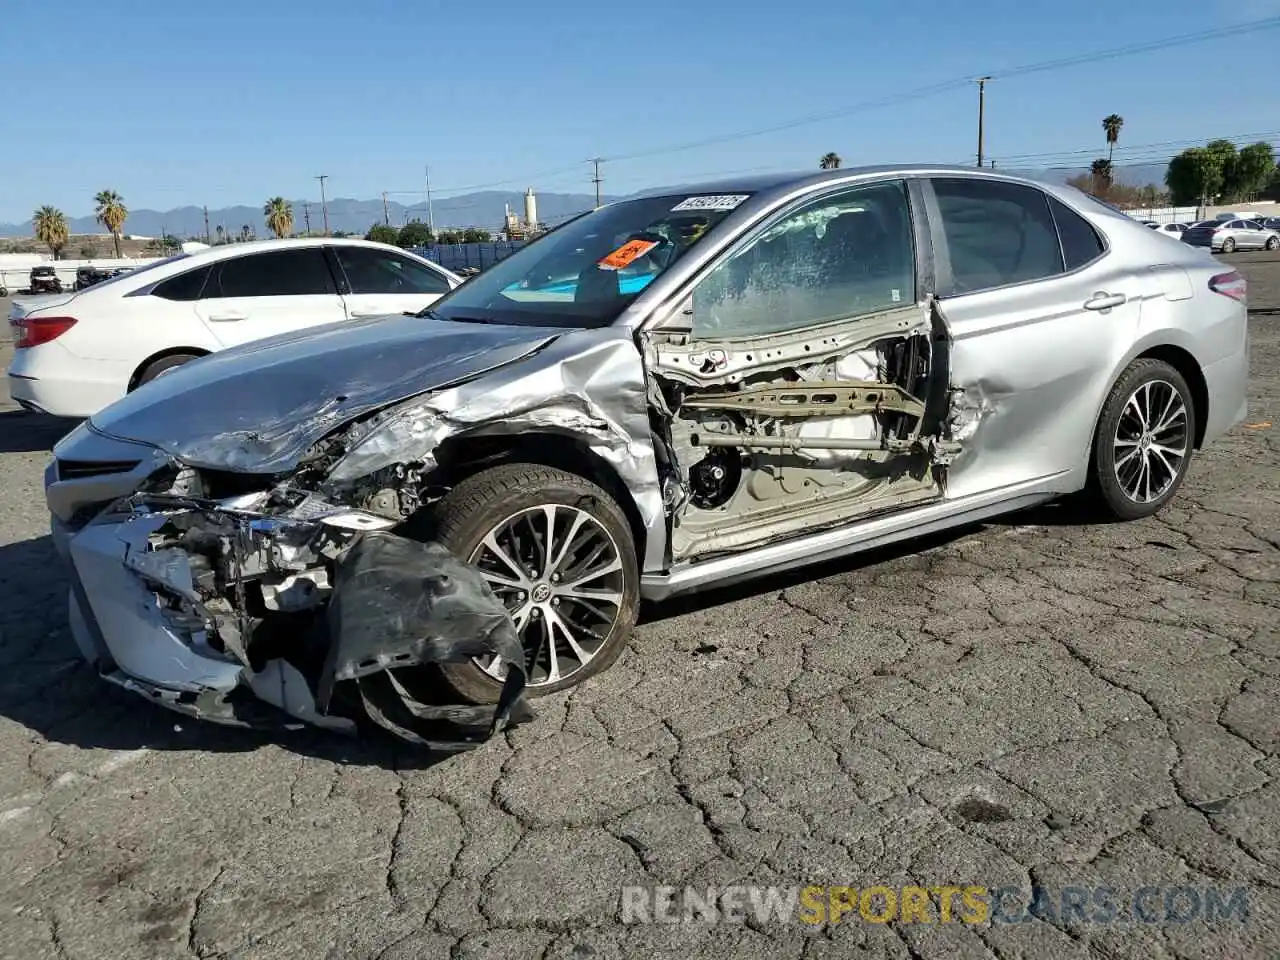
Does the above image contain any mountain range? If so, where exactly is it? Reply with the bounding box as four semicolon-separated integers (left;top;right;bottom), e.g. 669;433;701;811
0;163;1170;238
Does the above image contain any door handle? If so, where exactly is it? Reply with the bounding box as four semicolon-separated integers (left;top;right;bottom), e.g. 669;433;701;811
207;310;246;322
1083;292;1127;311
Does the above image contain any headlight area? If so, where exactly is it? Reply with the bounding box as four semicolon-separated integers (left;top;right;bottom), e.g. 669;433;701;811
94;482;533;750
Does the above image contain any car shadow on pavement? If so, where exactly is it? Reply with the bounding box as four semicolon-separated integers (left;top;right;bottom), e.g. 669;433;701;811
0;410;80;453
641;525;979;623
640;495;1109;623
0;534;451;771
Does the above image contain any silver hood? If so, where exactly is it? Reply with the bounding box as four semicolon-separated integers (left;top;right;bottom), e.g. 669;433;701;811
90;314;560;472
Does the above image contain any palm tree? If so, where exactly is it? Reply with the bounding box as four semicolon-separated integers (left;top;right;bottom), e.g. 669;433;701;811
1102;114;1124;163
32;206;69;259
94;190;128;258
263;197;294;238
215;225;225;245
820;152;842;170
240;223;252;242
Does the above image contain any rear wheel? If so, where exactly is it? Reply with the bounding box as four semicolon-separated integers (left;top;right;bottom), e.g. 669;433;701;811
1088;359;1195;521
134;352;202;388
428;463;640;704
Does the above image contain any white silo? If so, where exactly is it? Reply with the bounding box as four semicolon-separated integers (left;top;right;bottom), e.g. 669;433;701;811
524;188;538;229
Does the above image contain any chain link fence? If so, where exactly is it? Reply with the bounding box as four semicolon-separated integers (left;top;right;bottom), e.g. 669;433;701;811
413;241;527;274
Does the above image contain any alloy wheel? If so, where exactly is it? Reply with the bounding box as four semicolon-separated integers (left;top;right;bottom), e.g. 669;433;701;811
467;504;625;686
1113;379;1189;504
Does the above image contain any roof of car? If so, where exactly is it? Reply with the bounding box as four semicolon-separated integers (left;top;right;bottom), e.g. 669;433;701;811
629;164;1061;205
164;236;459;280
179;236;413;263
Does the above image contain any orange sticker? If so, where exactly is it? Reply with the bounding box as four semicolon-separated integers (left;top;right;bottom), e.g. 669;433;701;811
598;239;658;270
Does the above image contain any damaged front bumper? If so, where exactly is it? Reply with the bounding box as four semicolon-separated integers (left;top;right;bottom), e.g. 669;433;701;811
62;494;532;749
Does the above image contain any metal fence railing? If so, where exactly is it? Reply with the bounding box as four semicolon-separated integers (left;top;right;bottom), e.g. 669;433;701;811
413;241;527;274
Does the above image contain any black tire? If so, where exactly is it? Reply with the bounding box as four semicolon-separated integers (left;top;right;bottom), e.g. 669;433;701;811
1221;237;1236;254
426;463;640;704
1267;237;1279;251
0;287;7;297
1088;358;1196;521
134;352;201;388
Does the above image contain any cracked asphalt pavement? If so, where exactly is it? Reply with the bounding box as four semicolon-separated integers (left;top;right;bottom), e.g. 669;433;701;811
1;254;1278;959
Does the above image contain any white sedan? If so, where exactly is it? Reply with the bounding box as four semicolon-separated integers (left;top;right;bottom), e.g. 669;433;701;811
7;237;461;419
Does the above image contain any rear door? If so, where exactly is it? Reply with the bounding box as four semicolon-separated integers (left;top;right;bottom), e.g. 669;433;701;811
192;247;346;347
923;177;1144;499
329;245;455;319
1237;219;1267;249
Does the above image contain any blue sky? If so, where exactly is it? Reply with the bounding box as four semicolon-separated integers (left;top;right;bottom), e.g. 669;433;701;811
5;0;1279;223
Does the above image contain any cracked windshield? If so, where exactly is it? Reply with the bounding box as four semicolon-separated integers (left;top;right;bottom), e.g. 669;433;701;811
428;193;746;327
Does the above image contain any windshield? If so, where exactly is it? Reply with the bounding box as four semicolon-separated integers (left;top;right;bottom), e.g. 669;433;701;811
427;193;749;327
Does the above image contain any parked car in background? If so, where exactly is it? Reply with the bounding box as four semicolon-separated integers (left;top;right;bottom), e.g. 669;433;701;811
43;166;1249;741
1182;218;1280;253
1153;222;1189;240
1262;217;1280;232
7;238;461;418
29;265;62;294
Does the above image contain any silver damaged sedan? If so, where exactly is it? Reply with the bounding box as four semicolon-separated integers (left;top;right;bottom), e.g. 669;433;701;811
46;166;1249;745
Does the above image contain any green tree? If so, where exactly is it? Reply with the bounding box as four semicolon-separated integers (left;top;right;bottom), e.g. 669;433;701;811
365;223;399;244
1224;141;1276;200
263;197;294;238
1102;114;1124;163
33;206;69;259
94;190;128;258
1165;147;1226;205
819;152;841;170
397;220;433;247
1090;158;1114;194
461;227;491;243
436;230;463;244
79;243;97;259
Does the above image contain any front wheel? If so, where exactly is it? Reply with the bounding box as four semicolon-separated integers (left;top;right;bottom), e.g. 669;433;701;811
1266;236;1279;251
1088;359;1195;521
428;463;640;704
1221;237;1236;253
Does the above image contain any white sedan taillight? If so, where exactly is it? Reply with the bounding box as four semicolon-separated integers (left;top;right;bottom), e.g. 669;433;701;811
14;316;78;349
1208;271;1247;301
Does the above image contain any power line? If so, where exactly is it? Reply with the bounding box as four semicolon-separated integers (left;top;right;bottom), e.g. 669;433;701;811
600;16;1280;165
386;15;1280;200
991;130;1280;165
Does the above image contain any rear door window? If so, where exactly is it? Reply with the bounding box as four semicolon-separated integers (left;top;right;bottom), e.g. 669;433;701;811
205;249;337;299
931;178;1065;294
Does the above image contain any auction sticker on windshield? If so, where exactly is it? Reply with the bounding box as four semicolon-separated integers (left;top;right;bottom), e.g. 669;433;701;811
598;239;659;270
671;194;750;212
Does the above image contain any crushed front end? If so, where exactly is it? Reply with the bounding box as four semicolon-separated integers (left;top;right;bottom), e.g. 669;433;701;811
62;480;531;750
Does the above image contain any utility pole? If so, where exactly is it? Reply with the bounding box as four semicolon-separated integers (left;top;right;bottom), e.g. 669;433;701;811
975;77;991;168
303;202;312;236
382;192;390;226
424;165;435;234
203;206;210;245
590;158;603;208
315;175;330;235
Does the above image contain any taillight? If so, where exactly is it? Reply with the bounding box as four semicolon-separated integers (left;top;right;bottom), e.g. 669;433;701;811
1209;271;1247;301
14;316;77;349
